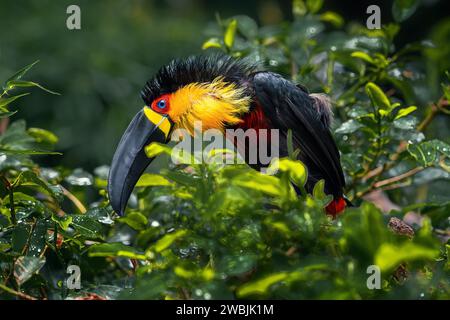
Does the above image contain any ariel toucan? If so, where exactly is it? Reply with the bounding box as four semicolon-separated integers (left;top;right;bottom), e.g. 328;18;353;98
108;54;347;217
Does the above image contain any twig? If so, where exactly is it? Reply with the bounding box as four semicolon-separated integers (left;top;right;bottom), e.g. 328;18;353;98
357;166;424;198
373;167;424;189
61;186;87;213
0;283;38;300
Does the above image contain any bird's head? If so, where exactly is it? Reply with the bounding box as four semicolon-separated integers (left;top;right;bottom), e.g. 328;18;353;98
108;55;256;215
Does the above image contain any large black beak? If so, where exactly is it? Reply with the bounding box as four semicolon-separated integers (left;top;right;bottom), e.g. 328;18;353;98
108;107;172;215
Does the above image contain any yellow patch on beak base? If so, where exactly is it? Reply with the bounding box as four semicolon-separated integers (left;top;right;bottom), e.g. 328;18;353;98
168;77;251;135
143;107;172;139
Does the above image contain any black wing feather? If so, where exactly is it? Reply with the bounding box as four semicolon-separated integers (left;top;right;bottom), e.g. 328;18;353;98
252;72;345;196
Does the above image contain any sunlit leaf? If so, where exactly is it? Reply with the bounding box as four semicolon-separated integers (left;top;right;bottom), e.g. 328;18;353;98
365;82;391;110
320;11;344;28
27;128;59;145
224;19;237;49
306;0;323;13
0;93;30;108
375;242;439;272
237;272;287;297
202;37;222;50
6;80;59;95
89;243;146;260
292;0;307;17
152;229;187;253
395;106;417;120
136;173;172;187
51;214;73;231
118;212;148;230
268;158;307;188
351;51;375;64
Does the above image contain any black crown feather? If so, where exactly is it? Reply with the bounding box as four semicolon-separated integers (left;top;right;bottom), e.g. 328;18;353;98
141;54;258;105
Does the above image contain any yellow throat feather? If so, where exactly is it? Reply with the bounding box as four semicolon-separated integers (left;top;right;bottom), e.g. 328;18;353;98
168;77;251;135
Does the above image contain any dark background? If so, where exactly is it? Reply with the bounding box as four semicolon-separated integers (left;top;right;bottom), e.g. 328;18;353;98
0;0;448;169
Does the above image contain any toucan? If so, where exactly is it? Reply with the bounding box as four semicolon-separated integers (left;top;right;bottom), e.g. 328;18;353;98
108;54;347;217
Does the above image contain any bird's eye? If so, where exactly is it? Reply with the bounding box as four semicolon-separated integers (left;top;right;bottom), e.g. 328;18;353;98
151;94;171;114
157;99;166;109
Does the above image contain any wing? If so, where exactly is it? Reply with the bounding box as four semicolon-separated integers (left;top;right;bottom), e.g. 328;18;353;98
252;72;345;196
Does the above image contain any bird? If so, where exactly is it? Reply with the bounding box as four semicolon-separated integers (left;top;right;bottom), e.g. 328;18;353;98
108;54;348;217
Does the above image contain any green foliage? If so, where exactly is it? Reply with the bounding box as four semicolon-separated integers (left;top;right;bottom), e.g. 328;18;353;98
0;0;449;300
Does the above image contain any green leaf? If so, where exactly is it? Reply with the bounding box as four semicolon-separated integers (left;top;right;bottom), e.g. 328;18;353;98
224;19;237;49
136;173;172;187
6;80;59;95
145;142;172;158
407;139;450;167
152;229;187;253
0;120;60;156
88;243;146;260
12;223;31;253
14;256;46;285
0;110;18;119
292;0;307;17
71;215;105;240
375;242;439;272
351;51;375;64
51;214;73;231
27;128;59;145
365;82;391;110
392;0;419;22
118;212;148;231
319;11;344;28
335;119;363;134
268;158;307;188
13;170;56;198
341;202;391;260
237;272;288;297
4;60;39;85
306;0;323;13
393;117;417;130
0;93;30;108
233;171;282;197
395;106;417;119
201;37;222;50
312;179;332;206
233;15;258;40
218;254;257;276
27;220;47;256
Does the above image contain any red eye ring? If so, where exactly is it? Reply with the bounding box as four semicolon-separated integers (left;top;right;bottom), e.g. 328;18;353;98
151;94;171;114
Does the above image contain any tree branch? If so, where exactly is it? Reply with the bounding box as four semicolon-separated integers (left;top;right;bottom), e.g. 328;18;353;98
0;283;38;300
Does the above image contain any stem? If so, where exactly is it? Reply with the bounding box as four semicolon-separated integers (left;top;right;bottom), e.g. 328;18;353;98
0;175;16;224
61;186;87;213
416;103;439;132
8;187;16;225
0;283;38;300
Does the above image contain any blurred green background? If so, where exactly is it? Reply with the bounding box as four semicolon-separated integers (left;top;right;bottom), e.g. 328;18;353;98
0;0;448;169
